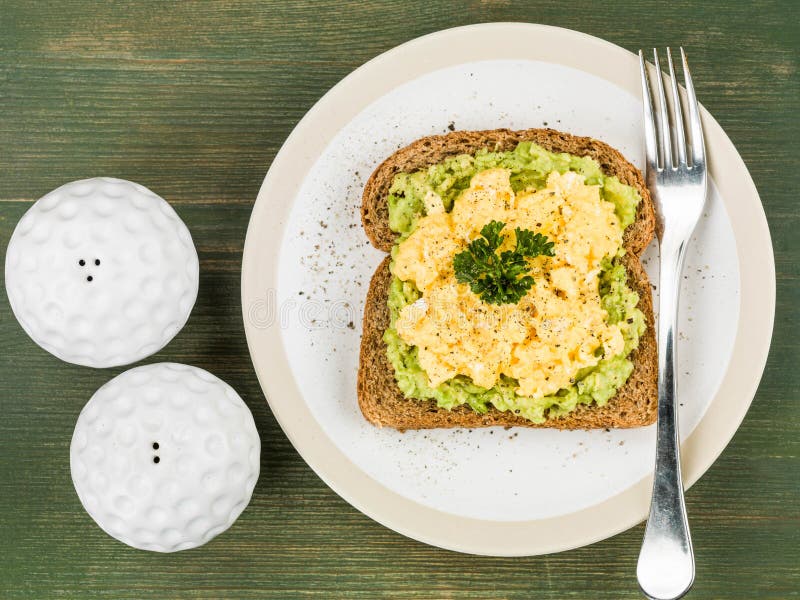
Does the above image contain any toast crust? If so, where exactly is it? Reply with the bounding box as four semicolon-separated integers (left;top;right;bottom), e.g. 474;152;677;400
357;129;657;430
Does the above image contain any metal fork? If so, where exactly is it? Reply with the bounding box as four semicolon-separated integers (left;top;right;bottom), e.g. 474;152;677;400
636;47;707;600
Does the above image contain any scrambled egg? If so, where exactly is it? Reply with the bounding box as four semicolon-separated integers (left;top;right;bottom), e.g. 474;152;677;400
392;168;625;398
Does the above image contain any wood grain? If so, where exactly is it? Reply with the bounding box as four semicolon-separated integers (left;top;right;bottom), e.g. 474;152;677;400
1;1;798;598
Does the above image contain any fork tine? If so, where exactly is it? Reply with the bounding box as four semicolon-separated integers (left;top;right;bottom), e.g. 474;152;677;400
652;49;672;170
681;47;705;168
639;50;659;171
666;48;687;167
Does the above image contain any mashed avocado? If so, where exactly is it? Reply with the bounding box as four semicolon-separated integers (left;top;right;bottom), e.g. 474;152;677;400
388;141;641;240
383;142;645;424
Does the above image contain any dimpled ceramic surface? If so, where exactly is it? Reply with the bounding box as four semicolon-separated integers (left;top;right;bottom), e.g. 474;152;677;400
70;363;261;552
5;177;199;367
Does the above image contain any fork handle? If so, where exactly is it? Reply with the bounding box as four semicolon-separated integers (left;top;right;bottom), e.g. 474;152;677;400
637;238;695;600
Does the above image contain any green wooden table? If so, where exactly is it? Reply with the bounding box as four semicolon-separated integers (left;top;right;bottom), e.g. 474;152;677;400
1;1;797;598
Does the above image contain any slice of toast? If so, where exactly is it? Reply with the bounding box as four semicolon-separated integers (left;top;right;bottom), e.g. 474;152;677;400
358;128;657;430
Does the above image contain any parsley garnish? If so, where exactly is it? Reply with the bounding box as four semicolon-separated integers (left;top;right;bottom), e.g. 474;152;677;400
453;220;555;305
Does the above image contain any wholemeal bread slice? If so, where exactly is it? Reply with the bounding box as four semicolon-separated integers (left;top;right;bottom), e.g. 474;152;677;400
358;128;657;430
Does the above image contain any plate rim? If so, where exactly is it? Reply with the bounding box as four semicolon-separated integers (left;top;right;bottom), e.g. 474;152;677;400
241;22;775;556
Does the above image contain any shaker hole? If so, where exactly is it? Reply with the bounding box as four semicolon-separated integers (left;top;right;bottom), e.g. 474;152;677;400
153;456;160;464
152;442;159;450
86;275;93;282
78;259;85;266
95;259;101;266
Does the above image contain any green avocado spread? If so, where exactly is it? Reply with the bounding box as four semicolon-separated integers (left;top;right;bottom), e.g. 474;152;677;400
383;142;645;423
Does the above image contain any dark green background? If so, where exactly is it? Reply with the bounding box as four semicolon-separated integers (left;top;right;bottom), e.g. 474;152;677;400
1;1;797;598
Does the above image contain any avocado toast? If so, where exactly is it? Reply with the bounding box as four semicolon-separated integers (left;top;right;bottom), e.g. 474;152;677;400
358;128;657;430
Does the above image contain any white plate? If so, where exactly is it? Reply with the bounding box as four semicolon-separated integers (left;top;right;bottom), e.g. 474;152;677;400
242;24;774;555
